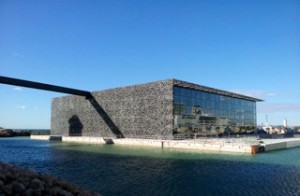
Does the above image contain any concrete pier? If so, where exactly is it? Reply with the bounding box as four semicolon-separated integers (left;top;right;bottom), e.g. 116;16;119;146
30;135;50;140
30;135;300;154
59;137;255;153
30;135;62;141
62;136;105;144
262;138;300;152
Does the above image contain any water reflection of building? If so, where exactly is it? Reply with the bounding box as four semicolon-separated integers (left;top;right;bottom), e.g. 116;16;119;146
51;79;262;139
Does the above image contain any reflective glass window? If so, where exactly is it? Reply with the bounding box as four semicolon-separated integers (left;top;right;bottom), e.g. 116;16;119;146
173;86;257;136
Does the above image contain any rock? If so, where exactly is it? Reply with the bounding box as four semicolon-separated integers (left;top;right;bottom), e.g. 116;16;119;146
57;189;74;196
22;189;35;196
0;161;102;195
2;184;13;195
40;173;55;188
0;128;30;137
32;190;43;196
51;186;65;195
0;174;6;181
13;130;31;137
12;182;26;193
0;129;14;137
14;183;24;191
30;178;45;190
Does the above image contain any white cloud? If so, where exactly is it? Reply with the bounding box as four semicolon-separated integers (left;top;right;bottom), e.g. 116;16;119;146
257;103;300;113
231;89;277;99
13;87;23;91
16;105;26;110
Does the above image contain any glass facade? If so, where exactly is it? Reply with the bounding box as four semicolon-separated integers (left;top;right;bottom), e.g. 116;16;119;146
173;86;257;136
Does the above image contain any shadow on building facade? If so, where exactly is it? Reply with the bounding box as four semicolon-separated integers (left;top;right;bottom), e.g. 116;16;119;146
87;95;124;138
68;115;83;136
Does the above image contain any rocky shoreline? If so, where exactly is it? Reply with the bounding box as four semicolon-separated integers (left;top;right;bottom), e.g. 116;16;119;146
0;128;30;137
0;161;101;196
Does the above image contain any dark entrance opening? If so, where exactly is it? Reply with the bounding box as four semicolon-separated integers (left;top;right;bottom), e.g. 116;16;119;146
68;115;83;136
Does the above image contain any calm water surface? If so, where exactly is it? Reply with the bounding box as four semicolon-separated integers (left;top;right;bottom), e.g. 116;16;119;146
1;137;300;196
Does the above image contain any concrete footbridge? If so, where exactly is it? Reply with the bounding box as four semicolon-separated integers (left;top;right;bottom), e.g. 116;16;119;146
0;75;91;98
0;75;124;138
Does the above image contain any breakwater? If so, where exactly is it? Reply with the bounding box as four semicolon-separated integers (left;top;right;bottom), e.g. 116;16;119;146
0;161;101;196
0;129;30;137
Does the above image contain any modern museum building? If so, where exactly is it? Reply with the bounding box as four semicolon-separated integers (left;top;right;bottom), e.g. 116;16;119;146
51;79;262;139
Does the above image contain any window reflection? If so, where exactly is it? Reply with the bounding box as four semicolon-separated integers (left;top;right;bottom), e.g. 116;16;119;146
173;86;256;136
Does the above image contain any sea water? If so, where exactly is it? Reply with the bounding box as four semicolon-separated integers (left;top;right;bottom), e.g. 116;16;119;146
1;137;300;195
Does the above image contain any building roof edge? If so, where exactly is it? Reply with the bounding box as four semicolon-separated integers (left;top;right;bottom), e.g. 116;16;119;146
172;79;263;102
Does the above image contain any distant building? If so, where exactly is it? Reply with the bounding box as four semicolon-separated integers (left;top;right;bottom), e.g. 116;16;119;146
51;79;262;139
283;118;288;128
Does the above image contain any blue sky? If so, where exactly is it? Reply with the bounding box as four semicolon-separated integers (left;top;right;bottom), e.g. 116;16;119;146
0;0;299;129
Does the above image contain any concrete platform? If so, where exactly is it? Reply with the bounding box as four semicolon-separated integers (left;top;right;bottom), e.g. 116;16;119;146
62;136;105;144
30;135;300;154
30;135;62;141
260;138;300;152
30;135;50;140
